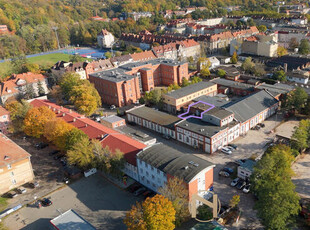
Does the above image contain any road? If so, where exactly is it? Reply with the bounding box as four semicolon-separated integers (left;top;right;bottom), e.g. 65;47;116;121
3;174;141;230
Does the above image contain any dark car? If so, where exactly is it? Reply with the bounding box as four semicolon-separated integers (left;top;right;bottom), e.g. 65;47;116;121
223;167;234;174
7;191;18;198
235;159;246;165
254;125;261;130
236;180;246;190
142;190;155;199
41;198;52;206
35;142;48;149
128;184;141;193
258;123;265;128
134;187;146;196
228;143;237;150
49;150;60;156
28;181;39;188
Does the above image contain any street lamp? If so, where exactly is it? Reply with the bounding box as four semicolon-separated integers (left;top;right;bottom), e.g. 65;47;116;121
52;27;60;50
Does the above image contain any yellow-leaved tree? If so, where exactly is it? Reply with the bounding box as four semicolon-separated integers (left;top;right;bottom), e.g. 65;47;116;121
124;194;176;230
23;106;56;138
44;118;74;150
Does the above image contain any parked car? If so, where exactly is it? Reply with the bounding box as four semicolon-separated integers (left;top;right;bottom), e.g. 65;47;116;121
258;123;265;128
223;167;234;175
134;187;146;196
228;143;237;150
35;142;48;149
254;125;261;130
163;134;171;140
230;178;240;187
41;198;52;206
28;181;39;188
243;184;251;193
142;190;154;199
219;170;230;177
110;105;116;110
49;150;60;156
235;159;246;165
236;180;246;190
7;191;18;198
17;186;27;194
128;184;141;193
226;146;235;151
221;147;232;155
63;177;69;184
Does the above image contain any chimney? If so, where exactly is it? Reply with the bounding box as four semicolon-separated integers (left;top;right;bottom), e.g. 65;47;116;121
57;110;61;114
85;124;88;128
62;113;65;117
284;63;288;73
73;118;76;122
69;109;72;113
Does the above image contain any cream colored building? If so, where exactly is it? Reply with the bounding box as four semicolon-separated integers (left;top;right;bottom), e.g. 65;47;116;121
163;81;217;114
0;134;34;194
97;29;115;48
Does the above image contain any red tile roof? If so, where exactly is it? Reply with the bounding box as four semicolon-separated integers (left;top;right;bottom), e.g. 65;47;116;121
0;133;31;168
130;50;157;61
30;99;146;166
0;106;9;116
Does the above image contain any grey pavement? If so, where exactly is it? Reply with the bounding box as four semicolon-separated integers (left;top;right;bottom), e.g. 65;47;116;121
292;153;310;199
3;174;141;230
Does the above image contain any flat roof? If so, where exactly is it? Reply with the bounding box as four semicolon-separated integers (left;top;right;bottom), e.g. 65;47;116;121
193;95;230;107
239;159;257;172
256;82;293;96
50;209;96;230
100;115;125;123
211;78;254;90
126;106;181;129
137;143;214;183
192;103;233;119
165;81;216;99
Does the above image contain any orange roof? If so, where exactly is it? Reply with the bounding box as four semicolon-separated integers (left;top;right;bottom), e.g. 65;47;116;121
245;36;258;42
30;99;146;166
0;134;31;168
0;106;9;116
0;72;47;96
130;50;157;61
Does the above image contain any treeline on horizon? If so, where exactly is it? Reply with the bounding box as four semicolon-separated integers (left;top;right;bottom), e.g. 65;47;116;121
0;0;301;59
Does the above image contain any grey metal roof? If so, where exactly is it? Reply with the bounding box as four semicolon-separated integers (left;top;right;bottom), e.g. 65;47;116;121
211;78;254;90
193;95;230;107
101;115;124;123
126;106;181;129
176;118;227;138
223;90;279;122
50;209;96;230
137;143;214;183
191;103;233;119
165;82;216;99
256;82;292;96
239;159;256;172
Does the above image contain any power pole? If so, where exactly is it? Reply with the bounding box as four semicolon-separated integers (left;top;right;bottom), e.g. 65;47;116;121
52;26;60;50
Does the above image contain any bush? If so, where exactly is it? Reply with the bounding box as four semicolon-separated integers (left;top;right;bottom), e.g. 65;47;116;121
197;205;213;221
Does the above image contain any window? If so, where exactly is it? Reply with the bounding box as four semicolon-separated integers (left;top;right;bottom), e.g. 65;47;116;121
10;172;14;176
147;180;150;184
11;179;16;185
140;169;143;173
152;175;155;179
7;164;11;169
146;171;149;176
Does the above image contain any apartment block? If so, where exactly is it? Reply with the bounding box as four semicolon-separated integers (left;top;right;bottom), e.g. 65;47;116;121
0;106;10;134
0;134;34;194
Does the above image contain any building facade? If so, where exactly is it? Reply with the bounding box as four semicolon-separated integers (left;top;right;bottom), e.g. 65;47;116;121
0;106;10;134
51;61;87;80
97;29;115;48
0;134;34;195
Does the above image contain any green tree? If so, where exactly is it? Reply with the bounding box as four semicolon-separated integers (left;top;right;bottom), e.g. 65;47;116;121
191;76;202;84
182;78;190;87
59;72;83;100
158;177;190;226
241;57;255;73
291;119;310;152
251;145;300;230
64;128;89;151
197;205;213;221
69;54;84;63
257;25;267;32
277;46;288;57
229;195;240;208
273;70;286;82
105;51;112;59
283;87;308;113
299;39;310;55
37;81;45;96
231;51;238;64
10;56;27;74
5;100;31;133
217;69;226;78
24;83;35;100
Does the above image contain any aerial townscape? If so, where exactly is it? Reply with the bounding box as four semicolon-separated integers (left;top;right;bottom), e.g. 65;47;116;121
1;1;310;230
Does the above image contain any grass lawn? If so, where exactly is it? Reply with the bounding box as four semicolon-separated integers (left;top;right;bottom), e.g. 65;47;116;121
0;196;8;212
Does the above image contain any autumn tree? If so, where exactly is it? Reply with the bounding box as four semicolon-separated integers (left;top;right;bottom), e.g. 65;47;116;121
231;51;238;64
289;38;299;50
217;69;226;78
44;118;74;150
241;57;255;73
5;100;31;133
64;128;89;151
299;39;310;55
229;195;240;208
291;119;310;152
198;57;211;78
282;87;308;113
124;195;176;230
105;51;112;59
251;145;300;229
59;72;83;100
23;106;56;138
277;46;288;57
158;177;190;226
257;25;267;32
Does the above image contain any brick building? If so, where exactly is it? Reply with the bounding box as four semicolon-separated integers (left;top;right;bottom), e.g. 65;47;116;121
0;134;34;195
89;59;189;107
0;106;10;134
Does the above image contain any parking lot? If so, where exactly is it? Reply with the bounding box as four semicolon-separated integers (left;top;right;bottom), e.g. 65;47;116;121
4;135;67;209
3;174;141;230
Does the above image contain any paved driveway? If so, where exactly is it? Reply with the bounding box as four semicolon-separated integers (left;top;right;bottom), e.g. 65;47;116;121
292;153;310;199
4;174;141;230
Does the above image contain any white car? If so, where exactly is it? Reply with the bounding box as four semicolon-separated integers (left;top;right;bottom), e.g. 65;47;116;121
221;147;232;155
17;186;27;194
230;178;240;187
243;184;251;193
226;146;235;151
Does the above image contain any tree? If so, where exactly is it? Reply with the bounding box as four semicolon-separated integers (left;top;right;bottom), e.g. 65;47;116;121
200;66;210;78
229;195;240;208
44;118;74;150
182;78;190;87
191;76;202;84
158;177;190;226
283;87;308;113
241;57;255;73
69;54;84;63
231;51;238;64
197;205;213;221
37;80;45;96
67;138;95;170
217;69;226;78
64;128;89;151
5;100;31;133
23;106;56;138
21;63;40;74
251;145;300;229
299;39;310;55
124;195;176;230
289;38;299;50
273;70;286;82
277;46;288;57
291;119;310;152
257;25;267;32
59;72;83;100
105;51;112;59
24;83;35;100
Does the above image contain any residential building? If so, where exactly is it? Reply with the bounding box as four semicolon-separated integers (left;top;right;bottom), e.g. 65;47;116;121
97;29;115;48
84;59;114;78
128;12;152;21
241;35;278;57
211;78;254;96
136;143;215;198
0;72;49;105
237;159;257;180
0;106;10;134
30;99;146;181
266;55;310;71
51;61;87;80
50;209;96;230
100;115;126;129
130;50;157;62
223;90;279;135
286;71;309;84
163;81;217;113
276;30;309;49
89;59;189;107
0;134;34;195
126;105;181;139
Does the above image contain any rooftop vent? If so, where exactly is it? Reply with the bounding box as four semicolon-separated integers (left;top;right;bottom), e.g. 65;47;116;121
194;163;199;167
200;128;205;132
4;155;10;160
189;161;194;165
185;124;188;126
184;166;189;170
